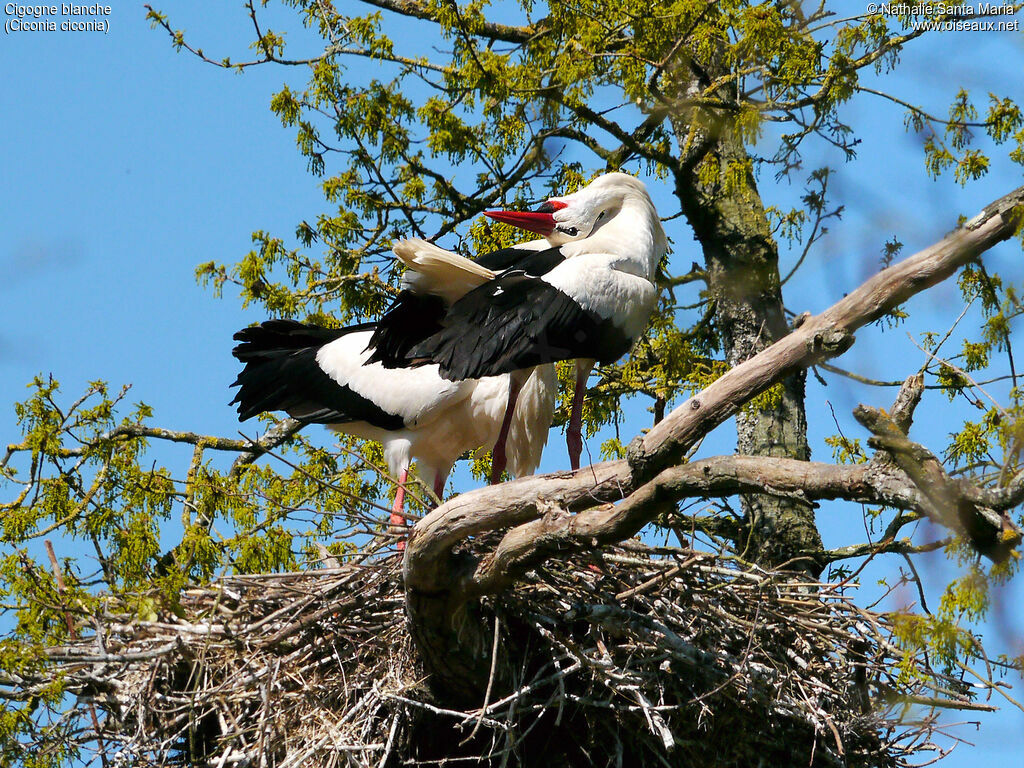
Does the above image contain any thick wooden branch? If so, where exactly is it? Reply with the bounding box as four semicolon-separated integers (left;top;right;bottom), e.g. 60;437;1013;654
405;460;632;593
412;449;962;601
628;187;1024;480
463;456;927;598
887;373;925;434
854;405;1023;563
960;472;1024;510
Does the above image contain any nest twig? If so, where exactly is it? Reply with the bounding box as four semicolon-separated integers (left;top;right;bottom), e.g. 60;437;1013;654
9;539;990;767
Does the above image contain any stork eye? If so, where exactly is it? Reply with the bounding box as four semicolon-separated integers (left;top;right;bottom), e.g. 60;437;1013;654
558;225;579;236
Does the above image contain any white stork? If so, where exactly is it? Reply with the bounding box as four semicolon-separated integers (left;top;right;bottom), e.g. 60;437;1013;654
231;320;556;548
368;172;667;477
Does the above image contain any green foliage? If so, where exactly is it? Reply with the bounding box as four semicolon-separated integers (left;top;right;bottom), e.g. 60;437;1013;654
172;0;1024;329
825;434;868;465
891;557;1021;685
913;88;1024;185
933;262;1024;485
0;379;394;691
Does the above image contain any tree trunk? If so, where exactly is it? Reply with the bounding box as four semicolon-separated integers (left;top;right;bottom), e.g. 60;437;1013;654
673;118;824;574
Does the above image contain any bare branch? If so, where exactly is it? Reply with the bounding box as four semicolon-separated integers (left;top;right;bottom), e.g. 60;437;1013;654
357;0;537;44
854;405;1023;562
4;419;305;467
888;373;925;434
631;186;1024;479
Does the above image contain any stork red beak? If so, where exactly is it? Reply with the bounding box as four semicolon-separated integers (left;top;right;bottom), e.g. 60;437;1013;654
484;208;556;236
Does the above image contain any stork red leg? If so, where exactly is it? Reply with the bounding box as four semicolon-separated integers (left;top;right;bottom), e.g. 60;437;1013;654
490;373;524;484
389;468;409;551
567;360;594;471
433;473;446;505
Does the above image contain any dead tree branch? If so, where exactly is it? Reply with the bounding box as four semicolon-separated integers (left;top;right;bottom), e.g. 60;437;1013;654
854;404;1023;563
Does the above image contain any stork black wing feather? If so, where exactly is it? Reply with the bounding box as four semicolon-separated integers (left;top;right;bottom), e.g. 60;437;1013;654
231;319;405;430
367;247;564;369
365;291;446;369
474;245;565;276
410;274;631;381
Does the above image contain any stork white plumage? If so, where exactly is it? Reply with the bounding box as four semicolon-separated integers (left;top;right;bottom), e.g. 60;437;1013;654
369;172;667;478
231;320;556;548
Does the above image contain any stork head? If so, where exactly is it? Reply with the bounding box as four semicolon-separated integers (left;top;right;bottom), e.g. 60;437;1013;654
484;172;661;247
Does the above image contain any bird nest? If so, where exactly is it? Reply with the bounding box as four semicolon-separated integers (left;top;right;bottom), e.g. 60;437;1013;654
38;540;975;767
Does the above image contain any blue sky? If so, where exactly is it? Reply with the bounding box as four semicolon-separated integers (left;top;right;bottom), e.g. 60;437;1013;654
1;2;1023;764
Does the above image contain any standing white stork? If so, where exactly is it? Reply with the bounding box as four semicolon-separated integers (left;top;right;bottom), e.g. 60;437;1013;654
368;172;667;477
231;320;556;548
